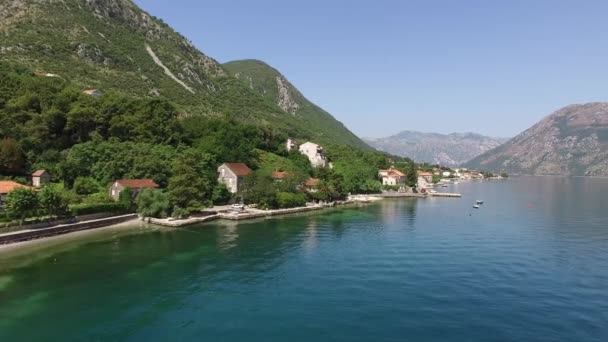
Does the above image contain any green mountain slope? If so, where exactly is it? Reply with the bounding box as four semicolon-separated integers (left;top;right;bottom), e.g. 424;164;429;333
223;60;369;149
0;0;365;147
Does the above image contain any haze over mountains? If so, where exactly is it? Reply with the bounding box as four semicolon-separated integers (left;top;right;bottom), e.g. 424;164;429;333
365;131;508;166
467;103;608;176
0;0;367;148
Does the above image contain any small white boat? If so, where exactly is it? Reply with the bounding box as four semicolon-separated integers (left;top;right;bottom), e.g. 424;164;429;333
473;205;480;209
476;200;484;205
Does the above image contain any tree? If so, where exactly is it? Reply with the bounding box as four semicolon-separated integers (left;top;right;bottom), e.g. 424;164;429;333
212;182;232;205
73;177;100;195
136;188;170;218
39;185;68;219
4;187;39;224
118;187;134;212
0;138;26;175
277;192;306;208
168;150;212;215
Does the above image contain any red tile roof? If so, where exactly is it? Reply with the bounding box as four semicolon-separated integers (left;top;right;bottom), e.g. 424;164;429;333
115;179;159;189
0;181;32;194
223;163;252;177
32;169;47;177
305;178;320;187
272;171;289;179
417;171;433;177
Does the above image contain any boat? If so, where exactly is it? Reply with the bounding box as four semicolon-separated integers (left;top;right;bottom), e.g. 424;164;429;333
473;205;480;209
442;184;448;188
476;200;484;205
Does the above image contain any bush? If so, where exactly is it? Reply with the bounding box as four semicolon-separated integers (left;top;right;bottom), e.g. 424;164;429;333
136;188;170;218
211;182;232;205
118;187;134;212
69;203;127;216
277;192;307;209
172;206;190;219
73;177;100;195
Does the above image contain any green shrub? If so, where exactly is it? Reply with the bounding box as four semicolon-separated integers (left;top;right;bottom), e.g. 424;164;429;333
73;177;100;195
277;192;307;209
136;188;170;218
69;203;127;216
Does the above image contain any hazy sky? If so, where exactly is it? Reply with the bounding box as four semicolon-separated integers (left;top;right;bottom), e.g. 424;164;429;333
133;0;608;138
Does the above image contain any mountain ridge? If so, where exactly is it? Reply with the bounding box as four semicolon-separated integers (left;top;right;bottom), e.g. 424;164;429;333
466;102;608;176
365;130;508;166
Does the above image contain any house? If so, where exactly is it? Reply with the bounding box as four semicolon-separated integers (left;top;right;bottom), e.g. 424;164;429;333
32;170;51;188
378;168;407;186
0;181;32;208
109;179;159;201
272;171;289;181
442;171;451;177
304;178;319;192
218;163;252;194
83;89;103;98
417;171;433;183
299;142;328;168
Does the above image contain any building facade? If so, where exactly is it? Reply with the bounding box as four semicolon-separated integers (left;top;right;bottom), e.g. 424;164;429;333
299;142;328;168
378;168;407;186
32;170;51;188
109;179;159;201
218;163;252;194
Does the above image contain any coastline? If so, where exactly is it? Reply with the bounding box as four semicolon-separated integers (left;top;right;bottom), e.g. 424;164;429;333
0;192;462;249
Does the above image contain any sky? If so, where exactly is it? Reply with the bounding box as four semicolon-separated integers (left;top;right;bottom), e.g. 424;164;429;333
133;0;608;138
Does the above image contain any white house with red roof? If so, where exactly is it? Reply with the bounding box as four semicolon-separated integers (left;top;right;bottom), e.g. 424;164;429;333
218;163;252;194
109;179;159;201
378;168;407;186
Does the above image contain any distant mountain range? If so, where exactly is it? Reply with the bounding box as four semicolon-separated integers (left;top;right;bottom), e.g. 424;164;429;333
365;131;508;166
466;103;608;176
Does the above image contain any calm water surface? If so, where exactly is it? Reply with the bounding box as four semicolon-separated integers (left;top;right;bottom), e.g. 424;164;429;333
0;177;607;341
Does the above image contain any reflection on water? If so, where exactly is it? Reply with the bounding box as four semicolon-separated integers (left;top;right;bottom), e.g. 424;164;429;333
0;177;607;342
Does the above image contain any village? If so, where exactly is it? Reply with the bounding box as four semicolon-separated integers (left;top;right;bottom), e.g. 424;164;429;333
0;135;502;244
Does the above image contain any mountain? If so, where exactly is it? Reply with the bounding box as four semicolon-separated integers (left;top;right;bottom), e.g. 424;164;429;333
466;103;608;176
222;60;368;149
364;131;508;166
0;0;366;148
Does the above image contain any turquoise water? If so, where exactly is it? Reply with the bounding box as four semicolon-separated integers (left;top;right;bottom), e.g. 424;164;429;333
0;177;607;341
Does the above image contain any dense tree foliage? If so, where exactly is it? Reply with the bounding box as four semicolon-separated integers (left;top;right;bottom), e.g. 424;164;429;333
136;188;170;218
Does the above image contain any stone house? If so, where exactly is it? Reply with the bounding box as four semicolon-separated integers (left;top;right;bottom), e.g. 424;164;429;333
378;168;407;186
299;142;328;168
218;163;252;194
109;179;159;201
304;178;320;192
417;171;433;183
32;170;51;188
0;181;32;208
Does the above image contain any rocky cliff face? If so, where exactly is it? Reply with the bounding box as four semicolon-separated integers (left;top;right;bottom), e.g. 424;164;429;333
365;131;507;166
466;103;608;176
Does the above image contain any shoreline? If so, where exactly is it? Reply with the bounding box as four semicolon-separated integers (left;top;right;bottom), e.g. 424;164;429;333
0;192;462;248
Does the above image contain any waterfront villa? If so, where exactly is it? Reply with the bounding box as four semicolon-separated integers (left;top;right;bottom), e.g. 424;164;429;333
109;179;159;201
218;163;252;194
32;169;51;188
299;141;328;168
378;168;407;186
0;181;33;208
417;171;433;183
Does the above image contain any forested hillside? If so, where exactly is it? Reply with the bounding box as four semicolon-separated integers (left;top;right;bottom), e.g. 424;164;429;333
0;0;365;147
